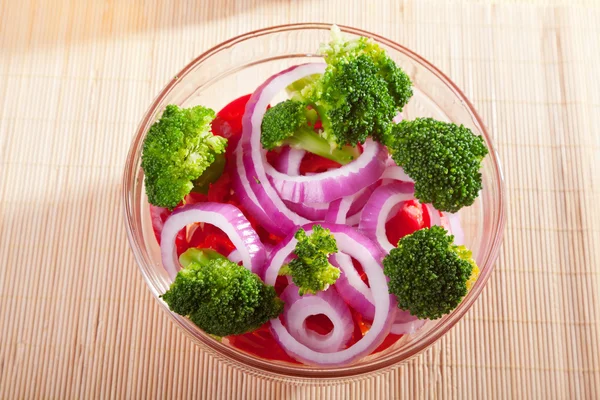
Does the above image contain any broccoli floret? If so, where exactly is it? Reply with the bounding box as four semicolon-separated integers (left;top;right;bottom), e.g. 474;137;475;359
388;118;488;213
261;100;358;164
261;26;413;160
279;225;340;295
383;226;480;320
297;25;413;146
141;104;227;209
161;248;283;337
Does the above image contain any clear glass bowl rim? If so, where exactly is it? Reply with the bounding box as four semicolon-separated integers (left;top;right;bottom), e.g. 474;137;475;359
122;22;506;381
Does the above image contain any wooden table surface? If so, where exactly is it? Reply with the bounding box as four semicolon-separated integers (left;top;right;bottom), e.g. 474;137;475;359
1;0;599;398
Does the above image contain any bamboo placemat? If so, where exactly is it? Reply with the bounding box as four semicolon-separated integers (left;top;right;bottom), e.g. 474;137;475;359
1;0;599;398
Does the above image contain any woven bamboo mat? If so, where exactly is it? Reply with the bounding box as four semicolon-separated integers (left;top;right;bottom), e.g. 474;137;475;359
1;0;599;398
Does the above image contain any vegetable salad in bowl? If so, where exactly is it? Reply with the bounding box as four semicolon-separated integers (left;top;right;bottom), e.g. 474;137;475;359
124;24;504;377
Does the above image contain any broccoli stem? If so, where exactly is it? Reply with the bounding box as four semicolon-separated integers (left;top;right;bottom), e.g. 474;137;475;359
285;127;358;165
179;248;224;268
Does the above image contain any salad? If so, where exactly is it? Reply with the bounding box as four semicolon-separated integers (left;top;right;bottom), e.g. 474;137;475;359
142;26;488;367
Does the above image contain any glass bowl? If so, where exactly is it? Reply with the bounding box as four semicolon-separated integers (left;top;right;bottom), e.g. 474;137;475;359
123;23;505;382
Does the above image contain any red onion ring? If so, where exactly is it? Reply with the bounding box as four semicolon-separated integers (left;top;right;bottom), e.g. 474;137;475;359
280;285;353;353
237;63;388;234
325;196;354;224
345;212;362;227
231;145;283;235
331;252;425;334
382;161;441;230
275;147;305;176
284;200;327;221
425;203;442;227
348;181;381;216
266;138;388;203
160;203;266;279
241;62;387;205
381;165;413;183
263;223;395;366
331;253;375;320
358;182;416;253
238;64;326;235
227;249;243;264
444;212;464;244
390;309;427;335
325;181;381;225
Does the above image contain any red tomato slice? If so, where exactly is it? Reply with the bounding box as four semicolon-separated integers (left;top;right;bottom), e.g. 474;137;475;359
211;94;252;151
227;324;300;364
385;200;429;246
299;153;342;175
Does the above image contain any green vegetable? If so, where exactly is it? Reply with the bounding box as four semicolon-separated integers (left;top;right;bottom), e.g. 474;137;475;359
388;118;488;213
296;25;412;147
141;104;227;209
261;26;413;161
383;226;480;320
161;248;283;337
279;225;340;295
190;152;226;195
261;100;358;164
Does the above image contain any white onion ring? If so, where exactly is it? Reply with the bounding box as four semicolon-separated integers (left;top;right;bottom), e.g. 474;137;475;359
381;165;414;183
160;203;265;279
390;309;427;335
227;249;243;264
425;203;442;227
332;251;425;334
264;223;395;366
275;147;305;176
445;212;465;245
266;138;388;203
280;285;353;353
231;146;283;234
345;211;362;227
237;64;325;235
331;253;375;320
358;182;416;253
284;200;327;221
325;181;381;225
325;196;354;224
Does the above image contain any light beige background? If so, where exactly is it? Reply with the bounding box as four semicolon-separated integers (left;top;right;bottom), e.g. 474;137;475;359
1;0;599;398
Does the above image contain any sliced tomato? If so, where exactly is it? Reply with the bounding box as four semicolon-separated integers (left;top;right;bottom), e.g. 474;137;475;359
211;94;252;152
372;333;403;354
385;200;429;246
265;149;280;169
299;152;342;175
227;324;300;364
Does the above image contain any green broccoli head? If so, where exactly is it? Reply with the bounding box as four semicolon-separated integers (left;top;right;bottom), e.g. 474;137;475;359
389;118;488;213
259;27;412;162
261;100;309;150
383;226;480;320
161;248;283;337
261;100;357;164
302;26;413;146
279;225;340;295
141;104;227;209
